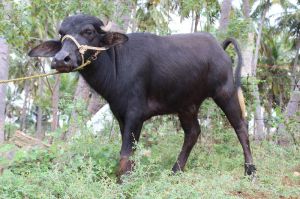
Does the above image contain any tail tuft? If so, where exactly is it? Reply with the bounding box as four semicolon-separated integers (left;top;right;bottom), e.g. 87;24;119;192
237;87;246;118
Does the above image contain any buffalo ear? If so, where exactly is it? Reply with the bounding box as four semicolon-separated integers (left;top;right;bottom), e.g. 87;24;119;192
101;32;128;48
28;40;62;57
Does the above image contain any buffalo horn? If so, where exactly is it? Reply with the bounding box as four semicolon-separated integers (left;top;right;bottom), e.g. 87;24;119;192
101;21;112;32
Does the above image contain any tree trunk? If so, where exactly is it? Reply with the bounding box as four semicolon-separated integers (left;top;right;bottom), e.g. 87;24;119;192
65;75;90;140
51;75;60;131
277;39;300;143
120;1;132;32
252;9;267;75
111;0;133;33
284;81;300;118
191;11;194;33
278;80;300;144
0;38;9;144
240;0;255;136
20;80;30;132
252;8;268;141
242;33;255;77
242;0;251;18
194;12;200;32
35;76;44;139
37;22;47;138
291;38;300;90
87;90;105;115
129;1;138;32
253;90;265;140
219;0;232;32
241;0;254;77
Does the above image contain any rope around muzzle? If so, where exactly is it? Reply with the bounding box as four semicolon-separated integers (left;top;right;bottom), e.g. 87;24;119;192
61;35;107;65
0;60;91;84
0;35;108;84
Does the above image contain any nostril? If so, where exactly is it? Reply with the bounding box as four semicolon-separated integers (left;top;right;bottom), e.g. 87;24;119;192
64;56;71;63
51;60;57;69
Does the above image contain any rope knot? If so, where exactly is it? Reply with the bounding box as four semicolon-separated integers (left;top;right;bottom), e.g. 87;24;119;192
61;34;107;65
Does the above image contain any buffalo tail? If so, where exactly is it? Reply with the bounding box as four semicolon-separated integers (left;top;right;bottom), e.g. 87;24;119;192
222;38;246;118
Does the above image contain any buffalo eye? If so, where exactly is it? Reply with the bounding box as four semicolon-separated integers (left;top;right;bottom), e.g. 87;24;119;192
83;29;94;36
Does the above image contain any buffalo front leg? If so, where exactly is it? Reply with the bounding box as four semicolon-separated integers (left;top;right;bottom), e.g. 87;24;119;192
172;110;201;172
117;115;143;179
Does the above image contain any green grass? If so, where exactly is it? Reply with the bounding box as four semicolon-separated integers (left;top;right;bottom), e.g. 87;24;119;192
0;122;299;199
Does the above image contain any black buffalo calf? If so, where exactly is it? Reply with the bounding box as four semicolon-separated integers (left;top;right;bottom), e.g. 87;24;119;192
29;14;256;180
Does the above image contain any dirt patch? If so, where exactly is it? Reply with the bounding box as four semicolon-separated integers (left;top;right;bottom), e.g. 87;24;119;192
279;196;300;199
231;191;271;199
281;164;300;187
282;176;296;186
293;164;300;173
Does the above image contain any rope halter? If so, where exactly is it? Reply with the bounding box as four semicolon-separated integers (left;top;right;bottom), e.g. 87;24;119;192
61;34;107;65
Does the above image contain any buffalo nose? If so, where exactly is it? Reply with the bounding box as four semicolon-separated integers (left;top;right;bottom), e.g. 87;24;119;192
51;51;71;69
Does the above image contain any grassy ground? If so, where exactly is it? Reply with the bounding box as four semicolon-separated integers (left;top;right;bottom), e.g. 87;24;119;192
0;120;299;199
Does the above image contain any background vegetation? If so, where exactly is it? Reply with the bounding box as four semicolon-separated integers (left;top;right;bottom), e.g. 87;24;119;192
0;0;299;198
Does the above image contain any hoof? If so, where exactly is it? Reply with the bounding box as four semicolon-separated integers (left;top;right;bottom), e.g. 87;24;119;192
244;163;256;175
116;157;135;183
116;176;123;184
245;163;257;182
172;161;184;173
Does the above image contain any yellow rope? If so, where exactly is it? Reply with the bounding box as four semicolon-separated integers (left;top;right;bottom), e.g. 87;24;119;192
0;60;91;84
0;33;103;84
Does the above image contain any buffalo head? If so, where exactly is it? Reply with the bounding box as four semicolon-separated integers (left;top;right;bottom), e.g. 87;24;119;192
28;14;128;72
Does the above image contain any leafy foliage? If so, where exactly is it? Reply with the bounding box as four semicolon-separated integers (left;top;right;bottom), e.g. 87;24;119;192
136;1;170;34
1;121;299;198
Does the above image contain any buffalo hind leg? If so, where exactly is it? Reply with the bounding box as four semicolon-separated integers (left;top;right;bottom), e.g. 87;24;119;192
172;110;201;172
214;89;256;176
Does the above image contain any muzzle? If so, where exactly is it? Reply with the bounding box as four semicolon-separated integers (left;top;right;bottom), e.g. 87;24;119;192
61;35;107;65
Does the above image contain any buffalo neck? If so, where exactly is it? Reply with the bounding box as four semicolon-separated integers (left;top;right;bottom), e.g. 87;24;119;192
79;47;118;103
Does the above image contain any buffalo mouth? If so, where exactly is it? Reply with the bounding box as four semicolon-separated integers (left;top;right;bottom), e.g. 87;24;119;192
55;65;76;73
51;58;79;73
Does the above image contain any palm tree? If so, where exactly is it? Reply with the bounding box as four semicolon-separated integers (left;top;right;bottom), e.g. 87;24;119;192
277;7;300;82
251;0;296;74
276;3;300;141
251;0;284;141
0;38;9;144
257;27;291;137
251;0;272;74
243;0;297;141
